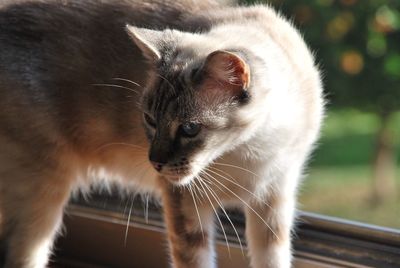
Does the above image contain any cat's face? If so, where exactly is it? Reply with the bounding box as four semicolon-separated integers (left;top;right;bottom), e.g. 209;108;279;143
127;26;254;185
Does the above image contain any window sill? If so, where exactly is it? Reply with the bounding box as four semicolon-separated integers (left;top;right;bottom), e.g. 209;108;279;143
52;196;400;267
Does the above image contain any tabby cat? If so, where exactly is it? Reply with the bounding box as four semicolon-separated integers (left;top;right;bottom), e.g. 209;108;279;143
0;0;324;267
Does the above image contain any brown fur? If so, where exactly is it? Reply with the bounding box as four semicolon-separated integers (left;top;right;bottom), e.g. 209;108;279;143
160;180;212;268
0;0;228;267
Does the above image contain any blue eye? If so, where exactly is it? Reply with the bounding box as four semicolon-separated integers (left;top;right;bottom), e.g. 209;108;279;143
180;122;201;138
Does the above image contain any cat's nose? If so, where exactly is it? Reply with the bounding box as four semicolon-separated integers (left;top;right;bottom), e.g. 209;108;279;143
151;161;163;172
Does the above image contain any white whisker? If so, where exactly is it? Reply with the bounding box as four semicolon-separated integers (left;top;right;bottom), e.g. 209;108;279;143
144;194;149;224
94;142;146;153
112;77;142;87
187;183;205;240
213;162;262;180
207;166;239;183
200;175;244;256
205;167;276;213
134;161;154;185
200;173;229;197
156;74;176;91
192;177;206;201
92;83;139;94
195;176;231;258
124;196;134;246
202;172;280;241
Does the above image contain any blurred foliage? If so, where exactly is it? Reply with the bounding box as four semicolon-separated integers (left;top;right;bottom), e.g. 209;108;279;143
301;165;400;228
311;109;400;167
242;0;400;115
302;109;400;227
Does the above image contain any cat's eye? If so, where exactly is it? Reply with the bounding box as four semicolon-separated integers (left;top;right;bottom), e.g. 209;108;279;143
180;122;202;138
143;113;156;128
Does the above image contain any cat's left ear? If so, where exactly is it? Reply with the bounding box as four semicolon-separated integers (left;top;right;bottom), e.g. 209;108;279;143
202;50;251;95
126;25;162;61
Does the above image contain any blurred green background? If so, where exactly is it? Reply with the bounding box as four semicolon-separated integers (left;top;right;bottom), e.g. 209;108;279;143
242;0;400;228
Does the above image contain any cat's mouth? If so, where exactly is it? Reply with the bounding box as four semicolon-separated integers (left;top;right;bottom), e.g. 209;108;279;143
162;172;194;185
164;174;190;184
150;161;199;185
154;168;195;185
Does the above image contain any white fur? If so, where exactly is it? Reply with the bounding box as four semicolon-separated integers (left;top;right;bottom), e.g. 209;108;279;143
148;5;324;268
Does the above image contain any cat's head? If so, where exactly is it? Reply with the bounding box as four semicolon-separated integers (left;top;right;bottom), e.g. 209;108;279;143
127;25;264;185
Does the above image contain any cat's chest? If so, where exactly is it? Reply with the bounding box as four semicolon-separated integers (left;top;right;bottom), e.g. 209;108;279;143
205;145;290;207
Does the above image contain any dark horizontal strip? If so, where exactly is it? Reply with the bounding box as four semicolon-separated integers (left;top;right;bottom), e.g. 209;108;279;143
70;194;400;267
295;211;400;267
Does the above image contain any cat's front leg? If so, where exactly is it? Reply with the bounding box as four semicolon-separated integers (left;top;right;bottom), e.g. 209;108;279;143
160;179;216;268
0;170;73;268
245;188;296;268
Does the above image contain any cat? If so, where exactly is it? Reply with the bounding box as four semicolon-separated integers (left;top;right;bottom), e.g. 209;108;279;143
129;6;324;268
0;1;324;268
126;8;324;267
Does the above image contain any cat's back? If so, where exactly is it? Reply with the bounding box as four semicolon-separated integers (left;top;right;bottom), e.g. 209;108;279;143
0;0;195;91
0;0;143;155
0;0;222;155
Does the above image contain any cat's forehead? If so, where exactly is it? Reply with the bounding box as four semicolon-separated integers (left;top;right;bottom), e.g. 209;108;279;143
146;65;196;120
143;47;205;120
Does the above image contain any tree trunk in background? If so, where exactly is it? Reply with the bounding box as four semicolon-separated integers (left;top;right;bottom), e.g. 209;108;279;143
371;113;396;205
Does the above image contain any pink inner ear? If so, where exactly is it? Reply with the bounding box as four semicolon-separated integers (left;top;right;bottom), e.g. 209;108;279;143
202;51;250;98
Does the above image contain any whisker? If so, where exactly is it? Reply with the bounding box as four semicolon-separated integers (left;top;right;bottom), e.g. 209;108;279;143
122;197;129;217
124;196;134;246
192;177;206;201
112;77;142;87
207;166;239;184
92;83;139;94
205;167;276;213
144;194;149;224
94;142;146;153
200;175;244;256
200;173;229;197
187;183;205;240
195;176;231;258
202;172;280;241
135;101;144;111
134;160;155;185
213;162;262;180
156;74;176;92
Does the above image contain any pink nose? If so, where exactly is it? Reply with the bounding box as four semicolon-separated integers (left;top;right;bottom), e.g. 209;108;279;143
151;161;163;172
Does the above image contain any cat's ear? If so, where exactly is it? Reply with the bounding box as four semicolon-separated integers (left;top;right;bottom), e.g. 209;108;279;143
126;25;162;61
202;50;250;96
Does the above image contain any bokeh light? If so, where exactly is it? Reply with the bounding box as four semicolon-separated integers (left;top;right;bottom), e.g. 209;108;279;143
341;50;364;75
